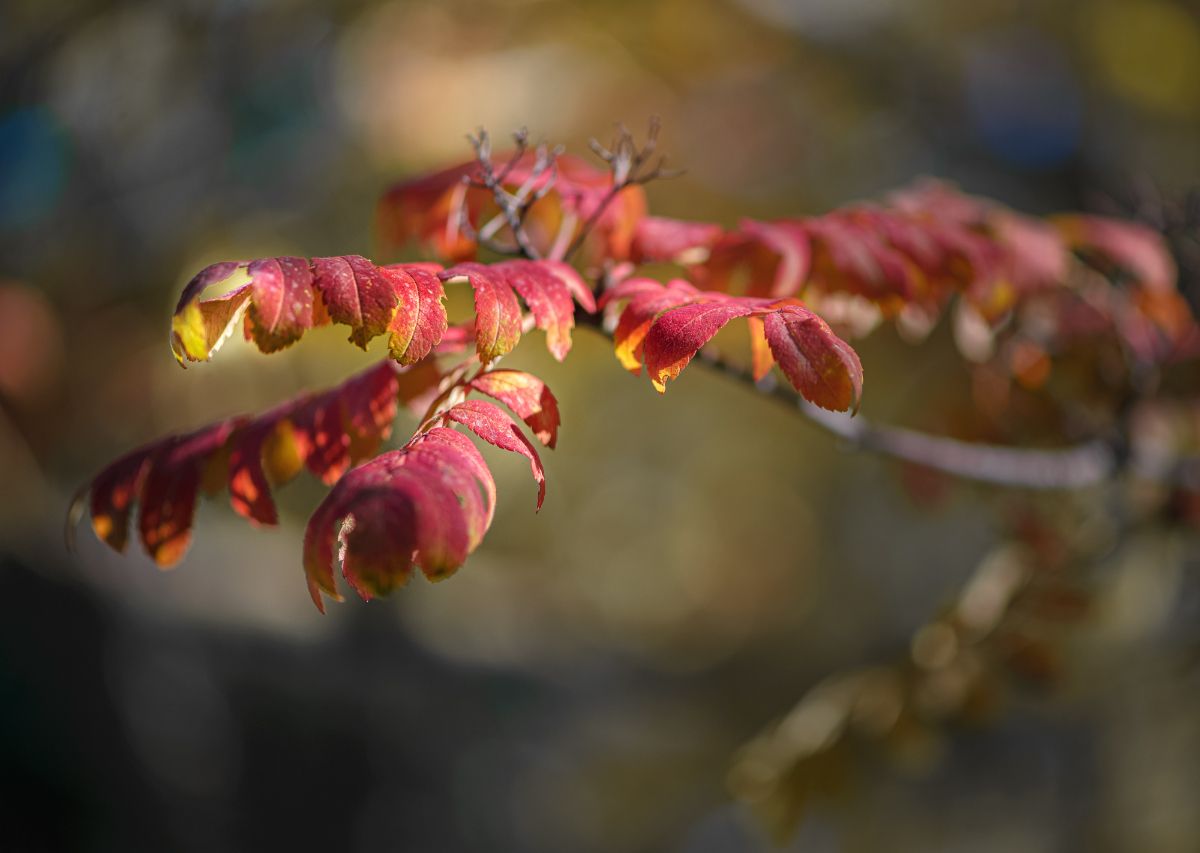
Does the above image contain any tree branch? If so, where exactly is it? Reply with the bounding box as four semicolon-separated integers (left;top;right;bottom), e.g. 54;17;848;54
693;345;1118;489
576;314;1200;491
457;122;1200;494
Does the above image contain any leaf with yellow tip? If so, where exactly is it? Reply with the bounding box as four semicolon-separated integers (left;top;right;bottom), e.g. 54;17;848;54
170;261;254;365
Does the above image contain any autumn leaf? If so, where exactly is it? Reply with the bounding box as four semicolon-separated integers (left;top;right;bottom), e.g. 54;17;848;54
642;298;759;391
303;399;548;611
440;262;525;362
697;220;811;298
682;181;1074;327
170;262;254;364
605;279;863;412
172;255;432;363
303;432;490;605
245;256;316;352
468;369;561;448
440;259;594;362
311;255;400;349
630;216;724;265
171;255;595;366
383;263;448;365
600;277;698;373
74;361;438;566
761;305;864;414
442;399;545;509
1054;215;1178;293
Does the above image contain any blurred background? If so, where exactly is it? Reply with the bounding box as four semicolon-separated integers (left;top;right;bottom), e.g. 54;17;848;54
2;0;1199;850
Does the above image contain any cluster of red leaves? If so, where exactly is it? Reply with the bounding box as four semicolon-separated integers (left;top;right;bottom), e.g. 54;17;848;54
79;361;418;567
171;255;594;367
377;152;645;265
379;146;1194;387
630;179;1196;375
304;394;550;611
601;278;863;413
78;356;559;609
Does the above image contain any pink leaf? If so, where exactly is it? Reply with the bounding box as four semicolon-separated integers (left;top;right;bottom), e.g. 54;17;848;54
302;425;499;611
642;297;759;392
468;369;561;448
440;262;524;362
246;256;315;353
762;305;864;413
78;361;438;565
384;264;448;364
312;255;399;349
443;399;546;509
494;260;578;361
631;216;724;264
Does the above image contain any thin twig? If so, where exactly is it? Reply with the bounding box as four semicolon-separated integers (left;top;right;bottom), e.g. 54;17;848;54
563;117;683;262
465;127;552;260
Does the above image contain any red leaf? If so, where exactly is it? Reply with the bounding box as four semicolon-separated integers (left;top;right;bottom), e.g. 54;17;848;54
440;260;594;362
603;278;699;373
417;427;497;529
292;392;353;485
993;212;1069;296
336;467;424;600
172;255;592;367
375;162;481;262
78;361;438;564
384;264;448;365
888;178;991;225
631;216;723;265
171;262;253;365
643;298;759;392
311;255;399;349
405;434;491;552
805;215;920;304
606;278;862;412
1054;215;1177;293
88;447;153;553
468;369;561;448
698;220;811;298
303;425;498;611
493;260;578;361
434;323;476;355
227;412;289;526
541;259;596;314
443;399;546;509
174;255;411;362
245;256;315;353
440;262;524;362
762;305;864;413
138;421;241;566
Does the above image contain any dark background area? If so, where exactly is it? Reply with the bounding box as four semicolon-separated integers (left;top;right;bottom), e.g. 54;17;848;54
2;1;1199;850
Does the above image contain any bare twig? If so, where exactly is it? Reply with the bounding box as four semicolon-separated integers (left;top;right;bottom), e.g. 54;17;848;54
563;116;683;262
464;127;558;260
